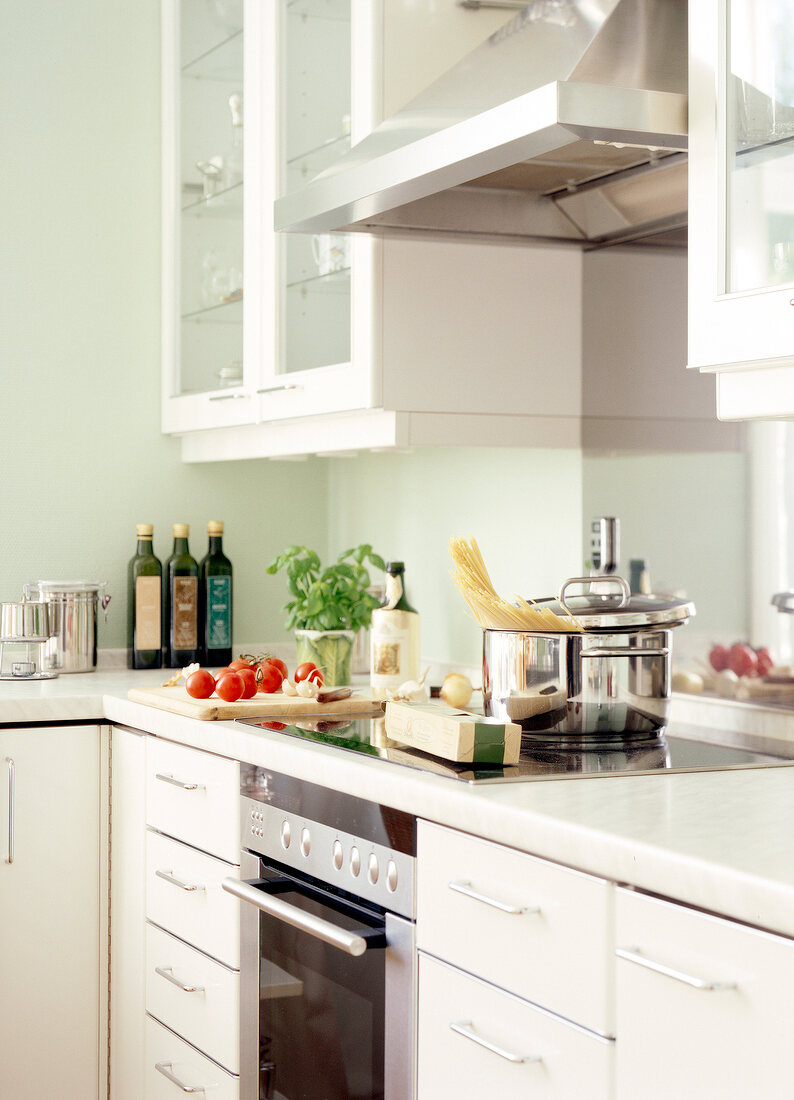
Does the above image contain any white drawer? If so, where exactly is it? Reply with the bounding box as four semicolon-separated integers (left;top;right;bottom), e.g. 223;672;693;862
146;737;240;862
145;1015;238;1100
418;954;614;1100
417;821;614;1035
146;923;240;1074
146;830;240;968
616;887;794;1100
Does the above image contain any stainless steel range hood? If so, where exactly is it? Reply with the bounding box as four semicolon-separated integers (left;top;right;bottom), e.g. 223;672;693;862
275;0;688;249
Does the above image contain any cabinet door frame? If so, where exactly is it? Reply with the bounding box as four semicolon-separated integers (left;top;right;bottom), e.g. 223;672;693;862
689;0;794;389
161;0;263;435
254;0;383;425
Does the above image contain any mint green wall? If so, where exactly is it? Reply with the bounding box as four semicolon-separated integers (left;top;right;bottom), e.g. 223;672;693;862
0;0;328;649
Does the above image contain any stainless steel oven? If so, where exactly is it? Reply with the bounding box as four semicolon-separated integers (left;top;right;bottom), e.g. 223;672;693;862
223;764;416;1100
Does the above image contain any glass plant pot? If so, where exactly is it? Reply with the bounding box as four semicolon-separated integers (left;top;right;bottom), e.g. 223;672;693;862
294;629;355;687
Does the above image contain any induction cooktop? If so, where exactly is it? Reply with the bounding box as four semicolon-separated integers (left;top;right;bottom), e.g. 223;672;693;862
235;713;794;784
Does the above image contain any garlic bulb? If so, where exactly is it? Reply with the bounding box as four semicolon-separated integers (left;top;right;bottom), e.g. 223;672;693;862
387;679;430;703
281;679;298;696
296;678;321;699
440;672;473;709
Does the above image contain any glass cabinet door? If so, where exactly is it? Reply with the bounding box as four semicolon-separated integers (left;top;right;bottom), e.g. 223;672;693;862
725;0;794;294
162;0;257;432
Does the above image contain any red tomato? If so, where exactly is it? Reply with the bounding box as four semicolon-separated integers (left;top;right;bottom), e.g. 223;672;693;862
755;647;774;677
264;656;288;680
215;672;244;702
229;658;255;672
236;667;258;699
256;660;284;694
295;661;324;687
728;643;758;678
260;720;287;731
708;645;730;672
185;669;216;699
214;666;232;683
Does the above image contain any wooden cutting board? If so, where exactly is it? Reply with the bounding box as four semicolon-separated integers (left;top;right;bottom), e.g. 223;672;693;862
127;685;383;722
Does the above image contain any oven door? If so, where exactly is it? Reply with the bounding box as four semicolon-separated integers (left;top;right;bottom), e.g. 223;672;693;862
223;853;415;1100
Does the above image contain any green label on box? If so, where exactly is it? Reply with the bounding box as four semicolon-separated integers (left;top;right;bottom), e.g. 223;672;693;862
207;576;231;648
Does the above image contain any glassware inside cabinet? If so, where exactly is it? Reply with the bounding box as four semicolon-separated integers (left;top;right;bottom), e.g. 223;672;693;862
279;0;352;375
725;0;794;294
175;0;245;397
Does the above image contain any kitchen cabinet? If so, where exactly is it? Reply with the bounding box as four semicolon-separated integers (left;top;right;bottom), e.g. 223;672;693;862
416;821;616;1100
689;0;794;419
615;886;794;1099
0;725;105;1100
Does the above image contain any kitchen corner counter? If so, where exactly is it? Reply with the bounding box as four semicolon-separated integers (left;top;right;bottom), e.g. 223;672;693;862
5;668;794;941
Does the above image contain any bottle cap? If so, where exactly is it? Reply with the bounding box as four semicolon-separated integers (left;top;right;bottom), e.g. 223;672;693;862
207;520;224;535
385;561;404;573
136;524;154;537
172;523;189;538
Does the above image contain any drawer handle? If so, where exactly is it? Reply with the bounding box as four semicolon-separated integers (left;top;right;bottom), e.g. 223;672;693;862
616;947;737;992
155;772;205;792
155;869;206;893
155;1061;206;1094
450;1021;542;1065
155;966;205;994
5;757;14;865
448;880;540;916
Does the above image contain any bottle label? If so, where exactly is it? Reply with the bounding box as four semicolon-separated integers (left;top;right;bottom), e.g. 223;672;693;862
173;577;198;649
135;576;161;651
370;609;420;694
207;576;231;648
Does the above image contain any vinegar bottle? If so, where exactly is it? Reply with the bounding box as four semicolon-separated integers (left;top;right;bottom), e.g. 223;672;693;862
200;520;233;666
127;524;162;669
164;523;200;668
370;561;420;698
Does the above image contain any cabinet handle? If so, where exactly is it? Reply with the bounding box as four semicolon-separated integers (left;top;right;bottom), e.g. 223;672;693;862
207;392;249;403
457;1;529;9
448;879;540;916
5;757;14;865
156;869;205;893
155;966;205;994
155;772;205;791
256;382;303;394
450;1021;542;1064
616;947;736;991
154;1061;206;1094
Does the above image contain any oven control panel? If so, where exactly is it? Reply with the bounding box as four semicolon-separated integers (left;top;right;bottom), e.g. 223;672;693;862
242;795;415;919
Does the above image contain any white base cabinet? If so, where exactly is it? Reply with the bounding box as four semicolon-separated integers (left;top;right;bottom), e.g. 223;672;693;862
0;725;104;1100
615;886;794;1100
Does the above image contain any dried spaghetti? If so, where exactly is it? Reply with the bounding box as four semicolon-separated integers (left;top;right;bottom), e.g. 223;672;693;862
448;536;583;632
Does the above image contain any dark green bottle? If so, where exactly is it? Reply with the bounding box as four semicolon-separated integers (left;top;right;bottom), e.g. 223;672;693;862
127;524;162;669
164;523;200;668
199;520;233;666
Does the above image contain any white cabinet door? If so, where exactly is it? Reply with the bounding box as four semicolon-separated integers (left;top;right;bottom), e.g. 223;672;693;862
689;0;794;417
616;886;794;1100
0;725;102;1100
110;725;147;1100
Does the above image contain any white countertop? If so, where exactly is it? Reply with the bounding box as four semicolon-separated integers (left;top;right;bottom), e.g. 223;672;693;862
4;667;794;939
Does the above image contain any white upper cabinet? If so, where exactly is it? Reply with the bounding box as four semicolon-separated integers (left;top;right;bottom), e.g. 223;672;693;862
689;0;794;419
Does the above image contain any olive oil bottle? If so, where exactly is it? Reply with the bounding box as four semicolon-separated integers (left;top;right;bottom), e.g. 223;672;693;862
164;523;200;668
199;520;233;666
370;561;420;698
127;524;162;669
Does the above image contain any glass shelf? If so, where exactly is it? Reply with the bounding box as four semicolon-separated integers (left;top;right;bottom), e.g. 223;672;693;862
286;269;351;293
181;180;244;216
182;296;243;324
183;29;243;81
286;132;351;180
286;0;349;18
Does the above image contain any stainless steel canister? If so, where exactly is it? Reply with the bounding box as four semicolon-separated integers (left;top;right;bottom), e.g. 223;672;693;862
24;581;111;673
0;601;53;642
483;576;694;743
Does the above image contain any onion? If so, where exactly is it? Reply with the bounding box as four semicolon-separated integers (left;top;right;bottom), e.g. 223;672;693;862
440;672;473;709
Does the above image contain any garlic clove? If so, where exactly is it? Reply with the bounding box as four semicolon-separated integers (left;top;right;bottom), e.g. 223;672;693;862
281;679;298;696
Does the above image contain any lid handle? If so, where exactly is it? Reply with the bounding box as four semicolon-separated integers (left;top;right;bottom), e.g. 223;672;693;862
558;575;631;608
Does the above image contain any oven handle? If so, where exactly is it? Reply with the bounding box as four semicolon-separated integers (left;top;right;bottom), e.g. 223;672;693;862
222;876;387;957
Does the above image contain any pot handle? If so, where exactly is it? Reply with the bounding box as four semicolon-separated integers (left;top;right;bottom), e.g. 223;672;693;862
581;646;669;658
558;575;630;608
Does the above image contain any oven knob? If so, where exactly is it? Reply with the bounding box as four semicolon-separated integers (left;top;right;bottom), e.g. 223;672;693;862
350;845;361;877
368;853;379;885
300;828;311;857
386;859;399;893
332;840;344;870
280;820;291;849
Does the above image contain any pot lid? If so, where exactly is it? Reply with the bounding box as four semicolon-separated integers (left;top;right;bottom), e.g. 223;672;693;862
536;575;695;630
29;580;107;594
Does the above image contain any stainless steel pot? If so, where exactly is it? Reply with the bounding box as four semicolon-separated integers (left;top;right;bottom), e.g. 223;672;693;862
484;576;694;742
24;581;110;674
